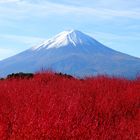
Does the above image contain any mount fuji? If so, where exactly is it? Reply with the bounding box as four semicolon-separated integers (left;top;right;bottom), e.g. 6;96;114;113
0;30;140;78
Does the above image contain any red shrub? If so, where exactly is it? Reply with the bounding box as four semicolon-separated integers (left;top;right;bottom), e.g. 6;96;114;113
0;72;139;139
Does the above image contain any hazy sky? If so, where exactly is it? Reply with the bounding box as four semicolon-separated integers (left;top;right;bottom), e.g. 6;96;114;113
0;0;140;60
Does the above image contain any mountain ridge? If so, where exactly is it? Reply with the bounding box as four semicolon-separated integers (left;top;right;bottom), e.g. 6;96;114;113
0;30;140;78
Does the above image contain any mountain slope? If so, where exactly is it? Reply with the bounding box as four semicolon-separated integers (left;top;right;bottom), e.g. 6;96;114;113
0;30;140;78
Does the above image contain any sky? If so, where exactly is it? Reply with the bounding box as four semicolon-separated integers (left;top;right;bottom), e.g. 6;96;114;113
0;0;140;60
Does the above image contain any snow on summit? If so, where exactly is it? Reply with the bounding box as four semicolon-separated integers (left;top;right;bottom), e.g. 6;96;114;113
31;30;100;50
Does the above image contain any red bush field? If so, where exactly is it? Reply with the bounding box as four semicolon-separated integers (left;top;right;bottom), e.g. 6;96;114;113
0;72;139;140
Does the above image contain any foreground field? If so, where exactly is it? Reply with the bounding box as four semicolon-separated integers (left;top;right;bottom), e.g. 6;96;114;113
0;72;139;139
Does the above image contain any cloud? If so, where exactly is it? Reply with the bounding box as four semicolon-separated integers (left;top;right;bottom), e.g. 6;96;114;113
0;47;17;60
47;0;140;9
0;48;15;54
90;31;140;41
0;0;20;3
0;0;140;22
0;34;46;60
19;1;140;19
0;34;45;46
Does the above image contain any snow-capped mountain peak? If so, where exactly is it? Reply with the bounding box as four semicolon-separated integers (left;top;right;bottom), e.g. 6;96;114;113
31;30;97;51
0;29;140;78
